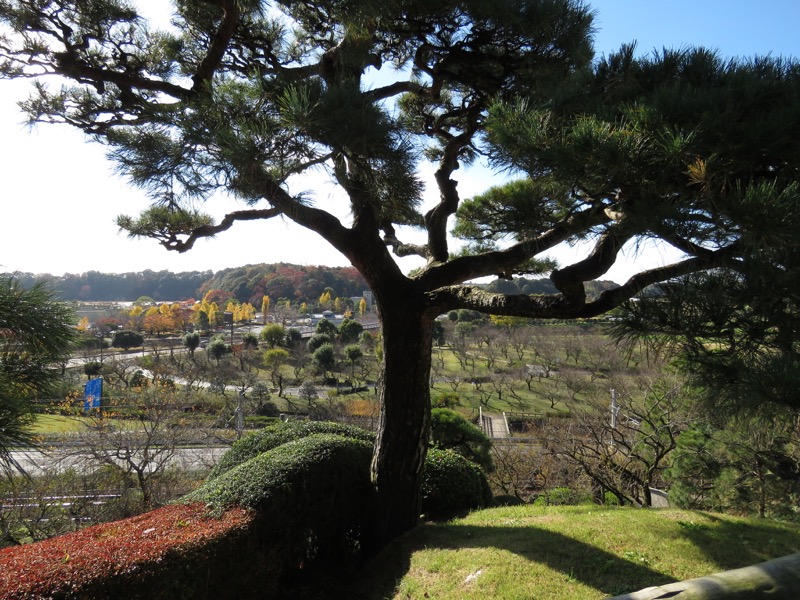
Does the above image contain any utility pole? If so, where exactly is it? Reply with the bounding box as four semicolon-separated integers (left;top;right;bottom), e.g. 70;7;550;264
610;388;619;449
610;388;619;430
235;390;245;439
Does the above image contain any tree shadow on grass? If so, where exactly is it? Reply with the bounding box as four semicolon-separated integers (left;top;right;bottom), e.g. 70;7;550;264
672;511;800;571
286;511;800;599
311;521;677;600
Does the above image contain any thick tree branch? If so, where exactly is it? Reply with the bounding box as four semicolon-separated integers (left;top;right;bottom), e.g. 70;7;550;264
365;80;426;102
191;0;241;94
158;208;281;252
256;175;355;255
418;203;611;290
424;109;482;263
550;226;634;306
383;231;429;259
53;53;190;101
425;244;741;318
580;244;741;317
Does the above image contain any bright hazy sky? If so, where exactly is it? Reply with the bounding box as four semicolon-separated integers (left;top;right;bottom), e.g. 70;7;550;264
1;1;799;280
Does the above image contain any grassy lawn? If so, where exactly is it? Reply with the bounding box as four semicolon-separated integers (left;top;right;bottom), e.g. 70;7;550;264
348;506;800;600
30;413;88;434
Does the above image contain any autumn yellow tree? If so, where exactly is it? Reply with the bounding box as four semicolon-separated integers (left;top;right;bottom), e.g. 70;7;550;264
358;298;367;317
124;305;143;332
318;291;331;309
239;303;256;323
193;298;221;332
75;316;90;332
261;295;270;324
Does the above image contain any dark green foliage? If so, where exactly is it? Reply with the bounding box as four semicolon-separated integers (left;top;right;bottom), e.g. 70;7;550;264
307;333;332;352
190;425;492;587
259;323;286;348
188;434;375;513
338;319;364;343
241;332;259;350
112;329;144;350
315;319;338;337
430;408;494;472
432;392;460;409
483;276;618;298
666;419;800;519
185;434;375;597
285;328;302;346
432;320;445;346
207;420;492;522
312;343;336;375
83;361;103;378
614;265;800;417
207;420;376;480
420;448;493;520
206;335;230;363
183;331;200;356
0;276;75;471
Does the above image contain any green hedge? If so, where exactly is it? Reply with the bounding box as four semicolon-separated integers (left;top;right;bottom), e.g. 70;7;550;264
189;421;493;592
186;433;376;589
421;447;493;520
207;420;375;480
207;420;493;522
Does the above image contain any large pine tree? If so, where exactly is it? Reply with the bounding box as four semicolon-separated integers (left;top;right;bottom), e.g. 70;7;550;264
2;1;798;544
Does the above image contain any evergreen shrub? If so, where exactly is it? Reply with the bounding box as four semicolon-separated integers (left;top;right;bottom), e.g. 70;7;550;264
420;447;493;520
207;420;375;480
186;434;376;582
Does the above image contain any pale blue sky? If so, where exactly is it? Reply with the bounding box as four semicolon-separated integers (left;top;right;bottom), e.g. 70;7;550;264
1;2;798;280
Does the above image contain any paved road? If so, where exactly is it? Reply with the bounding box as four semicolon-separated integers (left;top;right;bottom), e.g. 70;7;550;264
9;446;229;477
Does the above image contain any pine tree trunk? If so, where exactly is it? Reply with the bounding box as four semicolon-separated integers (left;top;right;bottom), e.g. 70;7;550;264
369;297;433;547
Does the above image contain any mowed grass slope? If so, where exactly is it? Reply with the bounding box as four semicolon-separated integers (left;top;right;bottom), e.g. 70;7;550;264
349;506;800;600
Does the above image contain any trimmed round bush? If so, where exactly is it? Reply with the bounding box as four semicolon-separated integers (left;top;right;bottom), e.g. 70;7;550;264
189;434;374;513
420;447;493;520
208;420;375;480
186;433;376;588
430;407;495;472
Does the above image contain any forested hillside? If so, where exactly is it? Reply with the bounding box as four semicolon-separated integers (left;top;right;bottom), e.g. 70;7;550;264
4;263;369;303
5;265;616;304
6;270;213;302
197;263;368;305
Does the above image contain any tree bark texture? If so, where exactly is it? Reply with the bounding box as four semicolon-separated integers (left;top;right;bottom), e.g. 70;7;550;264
607;553;800;600
369;287;434;546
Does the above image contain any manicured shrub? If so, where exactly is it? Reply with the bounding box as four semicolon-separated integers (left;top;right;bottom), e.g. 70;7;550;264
420;447;493;520
0;422;495;598
207;420;375;480
210;421;491;522
430;408;495;472
187;434;376;579
189;434;374;513
0;503;262;600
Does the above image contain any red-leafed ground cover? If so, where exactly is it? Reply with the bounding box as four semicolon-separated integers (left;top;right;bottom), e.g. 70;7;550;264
0;503;253;599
